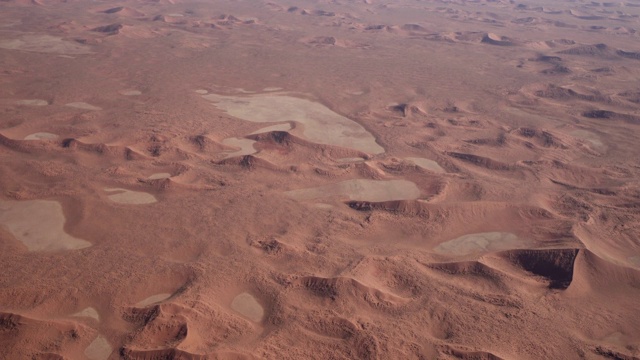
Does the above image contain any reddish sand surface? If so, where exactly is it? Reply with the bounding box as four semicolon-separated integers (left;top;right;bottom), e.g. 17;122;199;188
1;0;640;359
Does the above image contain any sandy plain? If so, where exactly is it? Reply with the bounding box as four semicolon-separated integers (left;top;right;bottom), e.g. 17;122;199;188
1;0;640;359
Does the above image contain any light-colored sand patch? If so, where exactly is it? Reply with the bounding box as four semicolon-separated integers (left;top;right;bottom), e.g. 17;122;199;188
72;307;99;321
16;99;48;106
167;13;184;17
135;293;171;307
0;35;92;55
0;20;21;28
104;188;157;204
84;335;112;360
65;102;102;111
119;90;142;96
231;293;264;322
336;157;365;163
24;132;58;141
313;203;334;210
222;137;257;158
602;332;630;348
570;130;606;152
263;87;283;92
236;88;255;94
249;123;292;135
148;173;171;180
195;89;208;95
434;232;527;256
485;33;502;41
202;93;384;154
406;157;445;173
285;179;420;202
0;200;92;251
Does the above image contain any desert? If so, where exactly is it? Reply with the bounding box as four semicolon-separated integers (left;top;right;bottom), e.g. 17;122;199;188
1;0;640;359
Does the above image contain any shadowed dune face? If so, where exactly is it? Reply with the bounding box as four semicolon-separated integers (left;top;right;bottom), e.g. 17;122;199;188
497;248;580;289
2;0;640;358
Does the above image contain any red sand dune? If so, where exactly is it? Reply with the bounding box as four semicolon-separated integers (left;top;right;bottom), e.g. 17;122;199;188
1;0;640;358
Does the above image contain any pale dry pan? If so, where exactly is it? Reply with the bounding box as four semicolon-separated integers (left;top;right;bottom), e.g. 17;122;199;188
24;132;58;141
406;157;445;173
16;99;48;106
65;102;101;111
222;137;257;158
84;335;112;360
231;293;264;322
119;90;142;96
194;89;208;95
570;130;606;151
249;123;292;135
135;293;171;307
148;173;171;180
203;93;385;154
433;232;527;256
0;200;91;251
72;307;100;321
285;179;420;202
336;157;365;163
0;35;92;54
104;188;157;205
